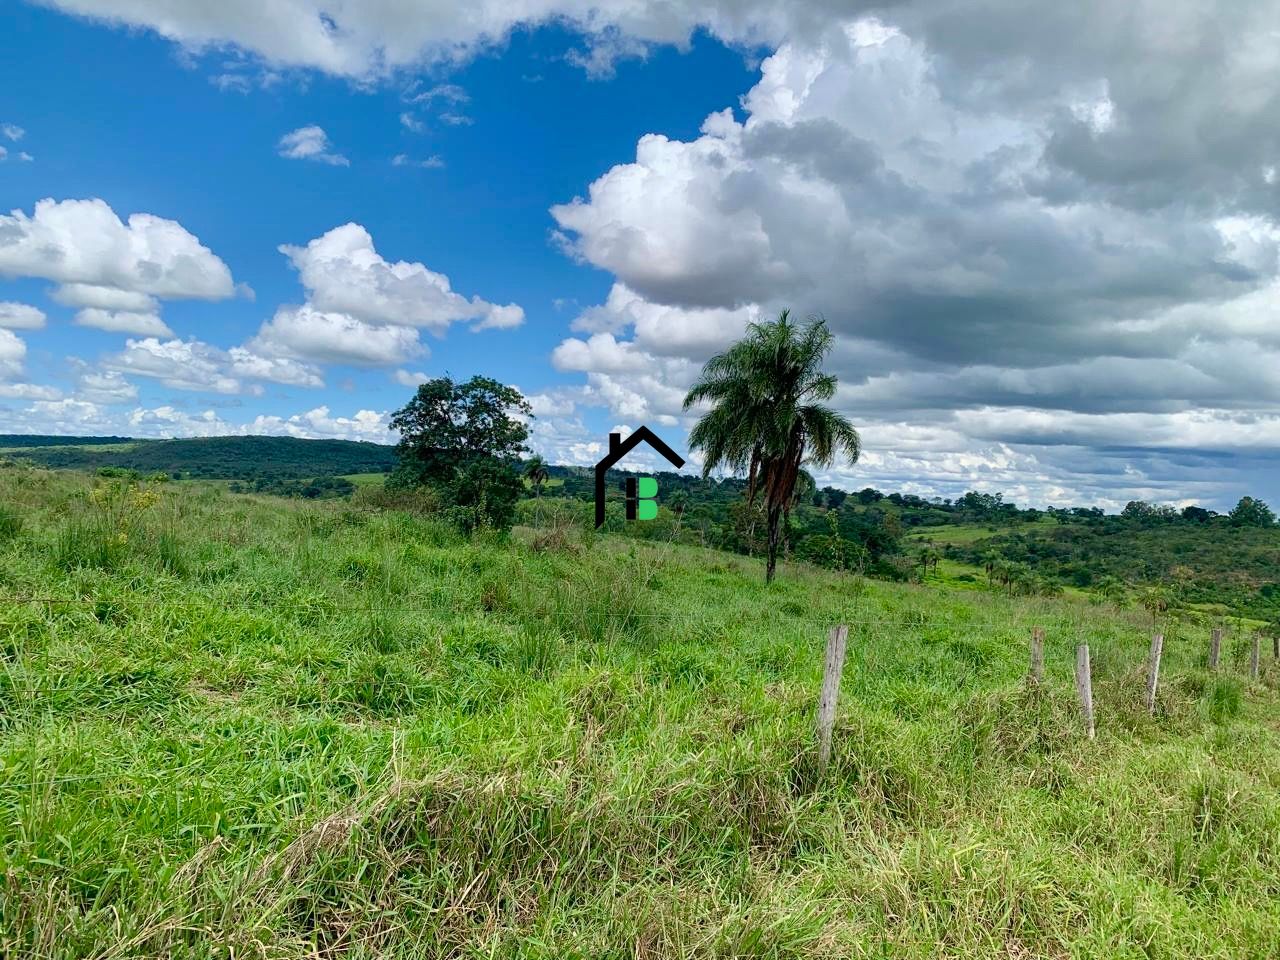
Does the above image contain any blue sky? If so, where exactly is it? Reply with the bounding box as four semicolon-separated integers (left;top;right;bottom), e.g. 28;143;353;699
0;6;751;428
3;1;1280;511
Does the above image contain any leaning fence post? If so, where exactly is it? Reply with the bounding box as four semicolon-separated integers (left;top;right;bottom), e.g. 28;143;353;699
1029;626;1045;684
1251;633;1261;681
1209;628;1222;670
1145;633;1164;715
817;624;849;771
1075;644;1095;739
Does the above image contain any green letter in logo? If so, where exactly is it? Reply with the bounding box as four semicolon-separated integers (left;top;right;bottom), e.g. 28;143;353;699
625;476;659;520
636;476;658;520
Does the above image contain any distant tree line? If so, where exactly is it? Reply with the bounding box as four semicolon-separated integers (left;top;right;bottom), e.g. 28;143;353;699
15;435;397;479
228;475;356;499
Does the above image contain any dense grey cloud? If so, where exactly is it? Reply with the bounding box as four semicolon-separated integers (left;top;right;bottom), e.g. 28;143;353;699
542;13;1280;508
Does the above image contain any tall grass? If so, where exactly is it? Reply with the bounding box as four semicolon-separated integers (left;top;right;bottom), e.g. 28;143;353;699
0;466;1278;957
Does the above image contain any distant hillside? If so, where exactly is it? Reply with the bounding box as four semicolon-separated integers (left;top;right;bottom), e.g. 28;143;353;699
0;435;134;449
5;435;397;480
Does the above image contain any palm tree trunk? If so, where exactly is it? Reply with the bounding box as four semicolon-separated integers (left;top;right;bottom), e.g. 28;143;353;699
765;500;783;583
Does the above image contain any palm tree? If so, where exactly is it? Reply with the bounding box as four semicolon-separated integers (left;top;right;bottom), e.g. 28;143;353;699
667;489;689;516
1139;585;1171;624
683;310;860;583
981;551;1001;585
524;455;549;500
1094;575;1127;605
919;545;941;578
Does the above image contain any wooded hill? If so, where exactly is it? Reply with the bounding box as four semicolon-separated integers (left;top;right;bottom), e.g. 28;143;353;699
0;435;397;480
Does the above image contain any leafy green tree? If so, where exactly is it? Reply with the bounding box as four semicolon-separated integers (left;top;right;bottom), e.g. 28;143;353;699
389;376;531;532
820;486;848;509
683;311;860;583
957;490;1005;521
447;456;527;533
1228;496;1276;527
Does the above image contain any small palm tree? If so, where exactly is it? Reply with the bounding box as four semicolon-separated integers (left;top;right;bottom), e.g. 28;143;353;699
1094;575;1128;605
1139;585;1171;624
981;550;1001;584
919;545;941;578
524;456;549;500
684;310;860;583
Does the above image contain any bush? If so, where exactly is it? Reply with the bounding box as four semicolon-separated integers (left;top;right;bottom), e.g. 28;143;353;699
434;457;525;534
95;466;141;480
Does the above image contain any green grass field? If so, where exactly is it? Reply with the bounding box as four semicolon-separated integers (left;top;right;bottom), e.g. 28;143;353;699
905;521;1055;546
2;464;1279;958
340;472;393;488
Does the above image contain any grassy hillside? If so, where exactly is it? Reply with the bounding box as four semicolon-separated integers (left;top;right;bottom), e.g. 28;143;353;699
12;435;1279;622
1;464;1279;957
6;434;397;480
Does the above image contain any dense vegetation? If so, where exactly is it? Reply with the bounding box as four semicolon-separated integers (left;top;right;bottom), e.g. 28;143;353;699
0;435;133;449
943;514;1280;621
3;435;397;480
228;475;358;500
1;463;1278;957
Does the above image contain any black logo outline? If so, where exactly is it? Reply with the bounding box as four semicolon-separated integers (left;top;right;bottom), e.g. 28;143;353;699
593;426;686;528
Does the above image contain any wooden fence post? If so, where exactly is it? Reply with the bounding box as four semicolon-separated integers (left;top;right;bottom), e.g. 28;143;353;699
1209;628;1222;671
1251;634;1261;682
1029;627;1045;684
1273;633;1279;662
817;624;849;771
1145;633;1164;715
1076;644;1095;740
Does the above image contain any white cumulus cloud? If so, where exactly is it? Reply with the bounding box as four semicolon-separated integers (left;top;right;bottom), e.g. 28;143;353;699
0;329;29;379
74;308;173;337
0;302;46;330
0;198;235;300
248;304;425;367
279;223;523;335
103;337;323;394
277;125;349;165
